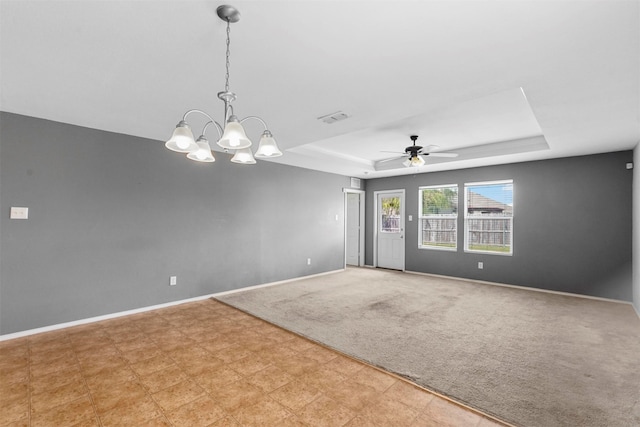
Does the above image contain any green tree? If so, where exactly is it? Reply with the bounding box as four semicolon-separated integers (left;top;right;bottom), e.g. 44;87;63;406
382;197;400;216
422;189;457;214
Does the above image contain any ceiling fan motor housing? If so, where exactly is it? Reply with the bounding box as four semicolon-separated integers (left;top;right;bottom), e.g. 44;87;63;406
406;135;423;156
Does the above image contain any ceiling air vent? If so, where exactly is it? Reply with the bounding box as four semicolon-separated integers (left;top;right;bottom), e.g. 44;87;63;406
317;111;349;124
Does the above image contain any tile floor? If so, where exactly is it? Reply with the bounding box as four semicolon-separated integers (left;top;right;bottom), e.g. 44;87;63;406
0;299;509;427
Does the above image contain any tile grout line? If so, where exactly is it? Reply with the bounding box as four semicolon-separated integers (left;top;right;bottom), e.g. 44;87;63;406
70;332;103;427
143;308;239;426
175;304;337;426
210;299;448;426
27;338;32;427
214;299;393;425
214;297;515;427
124;312;177;426
15;298;507;427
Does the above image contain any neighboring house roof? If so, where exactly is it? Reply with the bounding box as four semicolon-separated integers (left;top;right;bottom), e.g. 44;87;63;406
467;191;513;215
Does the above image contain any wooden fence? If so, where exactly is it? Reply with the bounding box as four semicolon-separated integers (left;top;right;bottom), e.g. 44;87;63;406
421;217;512;249
467;218;511;247
421;218;456;246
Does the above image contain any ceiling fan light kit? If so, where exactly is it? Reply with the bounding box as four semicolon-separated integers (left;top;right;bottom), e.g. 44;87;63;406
403;155;426;168
165;5;282;164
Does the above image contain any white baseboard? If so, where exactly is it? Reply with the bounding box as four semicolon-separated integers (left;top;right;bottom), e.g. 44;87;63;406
212;269;343;297
0;269;344;342
405;270;633;305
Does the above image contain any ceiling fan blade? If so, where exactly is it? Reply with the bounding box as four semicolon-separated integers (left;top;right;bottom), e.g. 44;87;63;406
380;150;405;154
377;155;406;163
427;152;458;158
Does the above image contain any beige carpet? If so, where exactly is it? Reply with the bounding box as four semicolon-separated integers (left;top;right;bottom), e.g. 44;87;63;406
216;267;640;427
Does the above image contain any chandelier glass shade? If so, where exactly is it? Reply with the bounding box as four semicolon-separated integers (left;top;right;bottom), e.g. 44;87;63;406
165;122;197;153
255;131;283;158
165;5;282;164
217;116;252;150
230;147;257;164
186;136;216;162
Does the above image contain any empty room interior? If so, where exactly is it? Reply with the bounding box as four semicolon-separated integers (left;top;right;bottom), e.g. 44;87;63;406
1;1;639;426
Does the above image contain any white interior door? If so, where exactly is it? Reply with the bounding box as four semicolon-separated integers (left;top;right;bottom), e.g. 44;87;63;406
346;193;361;266
376;191;405;270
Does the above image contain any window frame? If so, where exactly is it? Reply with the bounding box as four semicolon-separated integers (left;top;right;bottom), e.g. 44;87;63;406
418;184;459;251
464;179;514;256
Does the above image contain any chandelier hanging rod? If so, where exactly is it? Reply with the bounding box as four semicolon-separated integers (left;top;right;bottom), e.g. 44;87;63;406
165;4;282;164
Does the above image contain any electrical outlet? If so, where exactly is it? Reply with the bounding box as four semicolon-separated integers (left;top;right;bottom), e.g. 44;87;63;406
307;258;311;265
478;262;483;270
170;276;177;286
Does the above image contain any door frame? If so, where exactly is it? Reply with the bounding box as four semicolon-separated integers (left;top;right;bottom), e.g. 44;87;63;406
343;188;365;267
373;189;406;270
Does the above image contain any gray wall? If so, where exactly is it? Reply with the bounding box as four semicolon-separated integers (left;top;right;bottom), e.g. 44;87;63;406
365;151;634;301
0;112;349;334
633;144;639;313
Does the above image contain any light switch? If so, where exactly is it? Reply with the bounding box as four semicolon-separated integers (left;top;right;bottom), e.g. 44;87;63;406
10;207;29;219
408;215;413;221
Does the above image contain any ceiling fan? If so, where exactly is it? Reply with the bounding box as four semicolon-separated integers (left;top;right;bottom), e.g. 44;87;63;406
380;135;459;167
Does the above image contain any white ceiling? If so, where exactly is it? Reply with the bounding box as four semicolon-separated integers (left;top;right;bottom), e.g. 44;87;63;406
1;1;638;179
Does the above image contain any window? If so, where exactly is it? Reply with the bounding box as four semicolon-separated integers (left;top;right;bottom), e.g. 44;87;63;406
419;185;458;250
380;195;401;233
464;180;513;255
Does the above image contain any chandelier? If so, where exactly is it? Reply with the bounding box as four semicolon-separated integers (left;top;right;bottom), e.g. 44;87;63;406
165;5;282;164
